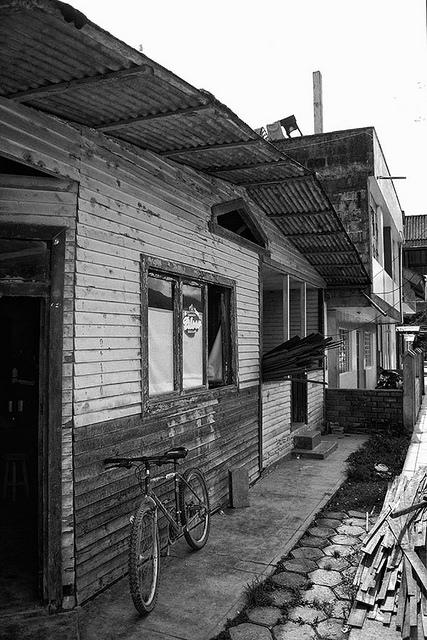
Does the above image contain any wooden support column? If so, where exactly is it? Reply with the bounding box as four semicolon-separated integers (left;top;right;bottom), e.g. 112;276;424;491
282;274;289;343
301;282;307;338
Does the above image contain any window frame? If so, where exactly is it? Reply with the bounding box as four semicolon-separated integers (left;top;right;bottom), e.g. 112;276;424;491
364;331;373;368
338;328;351;374
210;199;269;255
141;255;238;411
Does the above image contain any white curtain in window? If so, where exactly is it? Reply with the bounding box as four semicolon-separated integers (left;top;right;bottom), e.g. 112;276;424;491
148;308;174;395
183;312;203;389
208;327;223;382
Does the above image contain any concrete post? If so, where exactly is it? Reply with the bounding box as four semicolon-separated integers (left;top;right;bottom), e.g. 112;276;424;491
403;351;415;433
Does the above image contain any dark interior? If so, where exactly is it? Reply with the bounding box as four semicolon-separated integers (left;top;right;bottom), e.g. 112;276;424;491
0;297;41;611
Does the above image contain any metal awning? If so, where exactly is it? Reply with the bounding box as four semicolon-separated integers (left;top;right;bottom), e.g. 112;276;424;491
0;0;369;287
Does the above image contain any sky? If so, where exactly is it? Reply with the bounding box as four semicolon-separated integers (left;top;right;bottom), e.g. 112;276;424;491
71;0;427;216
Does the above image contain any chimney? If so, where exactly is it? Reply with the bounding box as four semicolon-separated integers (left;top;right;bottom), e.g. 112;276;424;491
313;71;323;134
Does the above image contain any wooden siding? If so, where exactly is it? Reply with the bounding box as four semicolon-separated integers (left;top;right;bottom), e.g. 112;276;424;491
262;381;292;467
262;369;325;468
0;96;327;606
73;385;259;603
262;290;284;354
306;288;320;334
307;369;325;428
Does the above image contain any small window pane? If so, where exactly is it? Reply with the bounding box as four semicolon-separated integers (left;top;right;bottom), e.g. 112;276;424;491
182;284;203;389
364;332;373;367
208;285;231;387
0;239;48;282
148;276;174;396
339;328;350;374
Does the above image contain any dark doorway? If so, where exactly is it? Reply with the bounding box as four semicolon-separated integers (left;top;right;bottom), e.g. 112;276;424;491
291;373;308;427
0;297;41;612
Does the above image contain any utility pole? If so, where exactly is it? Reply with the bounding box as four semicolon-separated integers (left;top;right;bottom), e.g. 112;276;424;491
313;70;323;134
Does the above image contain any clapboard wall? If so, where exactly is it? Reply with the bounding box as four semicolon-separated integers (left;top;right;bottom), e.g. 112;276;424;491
0;96;327;605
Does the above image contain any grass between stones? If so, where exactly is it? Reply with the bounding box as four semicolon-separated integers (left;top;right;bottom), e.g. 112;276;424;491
209;430;410;640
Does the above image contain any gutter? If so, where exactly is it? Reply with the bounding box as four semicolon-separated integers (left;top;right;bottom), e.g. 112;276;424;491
360;290;388;317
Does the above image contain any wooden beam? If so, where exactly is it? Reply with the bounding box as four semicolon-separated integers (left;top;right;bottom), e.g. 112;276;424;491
206;159;307;175
266;209;334;219
275;229;346;238
96;104;214;132
8;66;154;102
161;139;263;157
241;175;318;187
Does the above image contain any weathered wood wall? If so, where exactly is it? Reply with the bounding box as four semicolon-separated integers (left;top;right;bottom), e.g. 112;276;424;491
307;369;325;428
261;368;325;469
261;381;291;466
1;96;327;605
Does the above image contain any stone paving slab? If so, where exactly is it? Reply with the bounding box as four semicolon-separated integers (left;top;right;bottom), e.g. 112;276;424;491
247;607;282;627
272;621;316;639
281;558;317;574
229;623;272;640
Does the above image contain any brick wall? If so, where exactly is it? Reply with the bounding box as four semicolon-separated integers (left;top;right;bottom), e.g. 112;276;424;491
326;388;403;432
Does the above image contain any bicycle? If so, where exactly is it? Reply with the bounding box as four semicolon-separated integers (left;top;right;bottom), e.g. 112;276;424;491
104;446;210;615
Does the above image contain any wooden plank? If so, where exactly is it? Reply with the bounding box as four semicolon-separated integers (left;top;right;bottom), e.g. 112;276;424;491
361;508;391;553
395;573;407;631
347;603;368;628
403;549;427;589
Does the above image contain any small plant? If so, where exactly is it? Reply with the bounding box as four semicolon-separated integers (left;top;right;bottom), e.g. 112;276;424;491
244;577;275;608
312;597;334;618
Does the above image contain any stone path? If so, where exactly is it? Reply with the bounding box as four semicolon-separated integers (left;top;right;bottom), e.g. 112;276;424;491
225;510;371;640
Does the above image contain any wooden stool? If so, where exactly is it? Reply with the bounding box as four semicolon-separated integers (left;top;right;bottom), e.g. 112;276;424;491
2;453;30;501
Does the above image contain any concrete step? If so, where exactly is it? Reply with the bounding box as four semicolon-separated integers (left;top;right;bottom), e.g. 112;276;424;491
291;439;338;460
293;429;321;451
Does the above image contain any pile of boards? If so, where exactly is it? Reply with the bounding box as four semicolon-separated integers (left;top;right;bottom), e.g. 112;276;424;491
261;333;338;381
348;465;427;638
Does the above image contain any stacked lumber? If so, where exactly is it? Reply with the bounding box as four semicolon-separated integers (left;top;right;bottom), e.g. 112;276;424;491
348;466;427;639
261;333;339;381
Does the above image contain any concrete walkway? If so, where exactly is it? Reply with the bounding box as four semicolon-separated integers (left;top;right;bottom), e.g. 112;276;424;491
1;433;365;640
78;433;366;640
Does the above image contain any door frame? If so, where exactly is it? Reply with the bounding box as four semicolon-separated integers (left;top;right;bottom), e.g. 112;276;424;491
0;224;66;609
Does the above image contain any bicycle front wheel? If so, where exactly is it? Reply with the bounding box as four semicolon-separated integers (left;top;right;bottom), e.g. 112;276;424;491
179;468;211;550
128;501;160;615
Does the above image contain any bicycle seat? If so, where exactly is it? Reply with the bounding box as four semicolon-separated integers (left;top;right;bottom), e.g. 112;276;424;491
165;447;188;460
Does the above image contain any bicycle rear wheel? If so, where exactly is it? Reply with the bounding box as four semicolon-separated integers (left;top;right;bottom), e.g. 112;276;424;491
128;501;160;615
179;468;211;550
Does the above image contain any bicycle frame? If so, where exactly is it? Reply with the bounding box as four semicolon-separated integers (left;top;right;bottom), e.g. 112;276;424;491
145;464;183;537
138;458;205;541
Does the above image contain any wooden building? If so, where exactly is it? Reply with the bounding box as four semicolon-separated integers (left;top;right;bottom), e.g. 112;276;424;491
0;0;369;612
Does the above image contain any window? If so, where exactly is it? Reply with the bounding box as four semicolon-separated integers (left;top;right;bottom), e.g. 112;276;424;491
370;196;379;260
339;328;350;374
143;257;235;401
210;199;268;250
364;332;373;368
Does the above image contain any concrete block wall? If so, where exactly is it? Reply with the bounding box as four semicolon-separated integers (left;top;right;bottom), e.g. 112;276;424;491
326;388;403;432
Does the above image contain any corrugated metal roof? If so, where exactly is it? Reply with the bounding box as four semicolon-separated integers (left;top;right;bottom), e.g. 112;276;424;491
0;0;370;287
405;215;427;246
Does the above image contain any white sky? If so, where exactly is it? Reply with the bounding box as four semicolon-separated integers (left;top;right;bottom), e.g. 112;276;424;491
71;0;427;215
